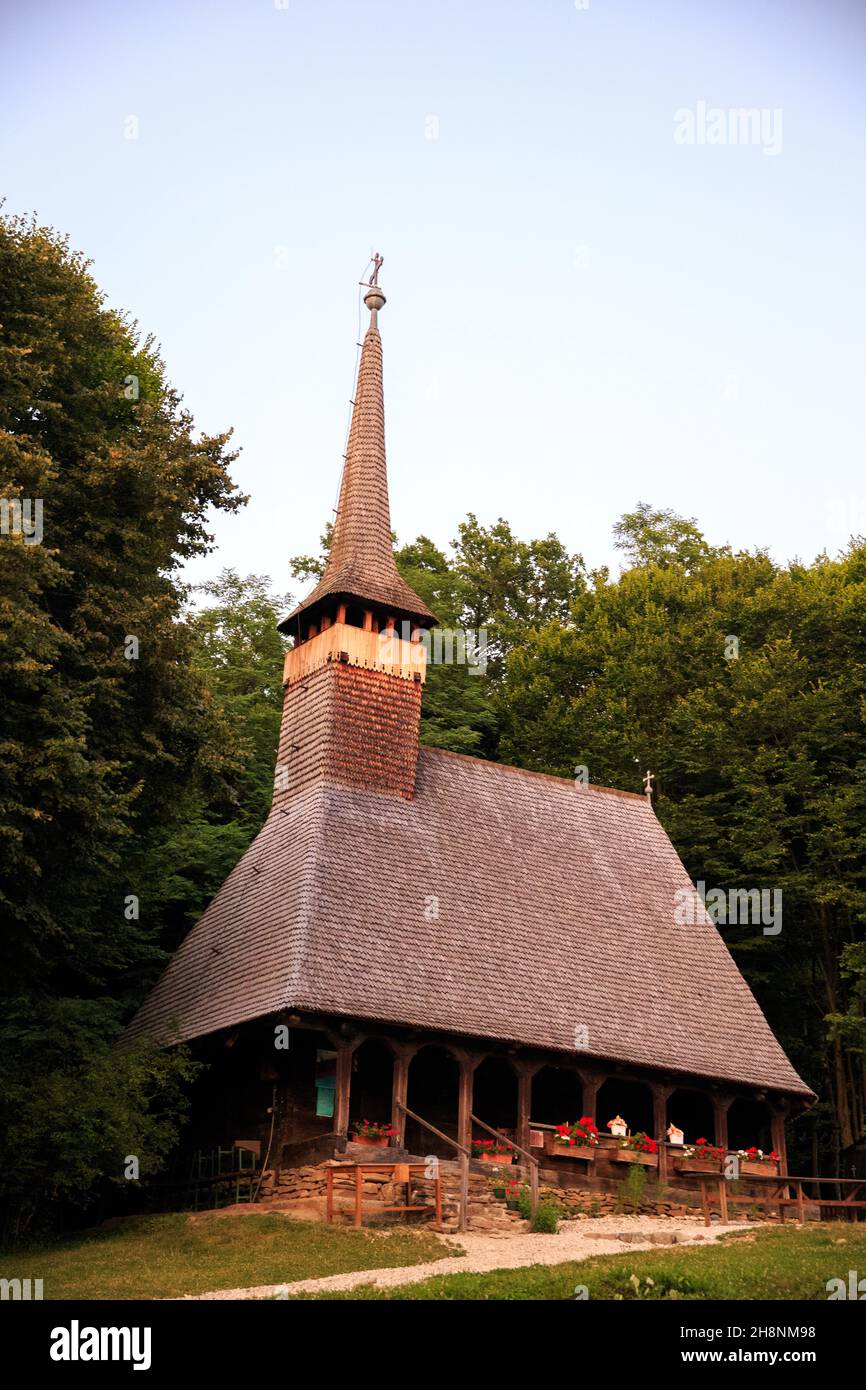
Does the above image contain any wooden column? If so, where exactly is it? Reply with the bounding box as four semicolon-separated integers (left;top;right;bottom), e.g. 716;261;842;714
651;1083;674;1183
578;1069;605;1124
712;1092;733;1151
332;1040;359;1138
454;1050;481;1152
770;1104;789;1177
514;1061;541;1154
390;1044;416;1146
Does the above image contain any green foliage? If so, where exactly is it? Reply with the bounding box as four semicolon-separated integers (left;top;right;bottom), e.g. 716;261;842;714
138;571;291;947
616;1161;648;1213
530;1201;560;1234
607;1269;705;1300
613;501;719;571
0;211;243;1236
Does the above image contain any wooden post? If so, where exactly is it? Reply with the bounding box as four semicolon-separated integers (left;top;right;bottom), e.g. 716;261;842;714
459;1152;469;1234
390;1044;415;1148
651;1083;673;1184
796;1179;806;1225
455;1051;480;1153
579;1070;604;1123
435;1170;442;1229
712;1092;733;1150
354;1165;363;1227
514;1062;540;1154
326;1167;334;1223
718;1176;729;1225
700;1178;711;1227
336;603;347;625
333;1042;356;1138
770;1106;789;1176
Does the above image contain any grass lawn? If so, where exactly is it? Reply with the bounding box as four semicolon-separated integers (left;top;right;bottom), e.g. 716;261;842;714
293;1225;866;1300
2;1212;453;1300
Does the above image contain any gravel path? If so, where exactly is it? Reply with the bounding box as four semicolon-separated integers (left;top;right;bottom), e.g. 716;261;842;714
182;1215;747;1300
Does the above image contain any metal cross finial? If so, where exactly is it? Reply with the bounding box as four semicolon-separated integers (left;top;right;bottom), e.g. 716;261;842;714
643;769;655;801
369;252;384;286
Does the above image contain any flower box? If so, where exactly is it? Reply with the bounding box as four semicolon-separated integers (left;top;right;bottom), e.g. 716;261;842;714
547;1118;599;1159
674;1140;725;1175
544;1130;595;1161
735;1149;780;1178
673;1156;722;1175
612;1149;658;1167
351;1121;397;1147
476;1150;514;1164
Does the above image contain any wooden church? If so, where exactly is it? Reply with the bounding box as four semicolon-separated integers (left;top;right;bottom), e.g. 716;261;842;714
124;265;813;1198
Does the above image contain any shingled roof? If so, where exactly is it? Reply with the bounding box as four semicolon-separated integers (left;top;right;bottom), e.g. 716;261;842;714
123;747;812;1099
279;285;436;634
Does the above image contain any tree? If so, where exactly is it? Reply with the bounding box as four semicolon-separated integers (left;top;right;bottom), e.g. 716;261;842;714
139;571;291;950
614;501;719;571
0;211;243;1234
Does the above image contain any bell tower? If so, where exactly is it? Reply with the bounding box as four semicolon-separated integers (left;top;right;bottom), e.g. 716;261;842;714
274;259;437;804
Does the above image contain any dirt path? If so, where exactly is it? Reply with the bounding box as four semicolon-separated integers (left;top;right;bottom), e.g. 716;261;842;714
182;1214;748;1300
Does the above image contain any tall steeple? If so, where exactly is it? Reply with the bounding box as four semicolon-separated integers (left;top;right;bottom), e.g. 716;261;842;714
280;258;436;638
273;259;436;803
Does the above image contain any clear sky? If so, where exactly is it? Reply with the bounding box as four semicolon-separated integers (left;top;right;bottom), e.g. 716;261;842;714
3;0;865;600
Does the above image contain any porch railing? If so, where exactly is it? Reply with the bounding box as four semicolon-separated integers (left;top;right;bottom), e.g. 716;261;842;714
470;1111;539;1221
698;1173;866;1226
395;1102;471;1233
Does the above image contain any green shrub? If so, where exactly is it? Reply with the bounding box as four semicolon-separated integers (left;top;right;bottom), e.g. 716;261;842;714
616;1162;647;1214
531;1202;560;1234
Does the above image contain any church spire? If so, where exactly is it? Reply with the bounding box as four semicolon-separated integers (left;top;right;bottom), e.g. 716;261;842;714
281;257;436;637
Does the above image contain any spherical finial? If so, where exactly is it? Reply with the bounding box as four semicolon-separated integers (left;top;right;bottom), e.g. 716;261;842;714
364;286;386;313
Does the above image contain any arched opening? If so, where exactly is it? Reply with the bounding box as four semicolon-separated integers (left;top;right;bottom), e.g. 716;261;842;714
596;1078;654;1140
263;1026;339;1165
405;1046;459;1157
666;1089;716;1146
531;1065;583;1125
472;1057;518;1141
349;1038;393;1134
727;1097;773;1153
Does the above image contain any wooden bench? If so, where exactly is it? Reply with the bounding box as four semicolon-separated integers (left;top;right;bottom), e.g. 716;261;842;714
325;1162;443;1229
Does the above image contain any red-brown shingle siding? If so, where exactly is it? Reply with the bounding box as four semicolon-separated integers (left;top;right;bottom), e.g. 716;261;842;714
273;662;421;807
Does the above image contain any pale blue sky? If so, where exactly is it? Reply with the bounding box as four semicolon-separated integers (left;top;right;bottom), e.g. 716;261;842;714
3;0;865;598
